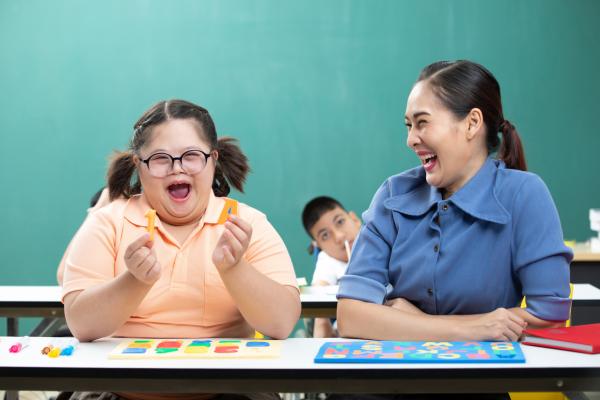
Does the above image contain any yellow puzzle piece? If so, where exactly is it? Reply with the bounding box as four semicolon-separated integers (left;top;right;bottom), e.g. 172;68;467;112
217;199;238;224
145;209;157;240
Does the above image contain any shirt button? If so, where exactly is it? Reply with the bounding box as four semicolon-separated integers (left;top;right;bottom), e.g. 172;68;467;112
442;204;449;211
427;288;434;296
433;244;439;252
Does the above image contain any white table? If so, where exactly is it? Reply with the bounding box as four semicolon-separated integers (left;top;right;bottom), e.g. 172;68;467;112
572;283;600;299
570;283;600;325
2;284;600;335
572;243;600;290
0;337;599;394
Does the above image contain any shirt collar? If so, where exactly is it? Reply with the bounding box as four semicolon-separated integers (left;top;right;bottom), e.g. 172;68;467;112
384;178;441;217
203;191;226;224
450;158;510;224
384;158;510;224
124;190;226;228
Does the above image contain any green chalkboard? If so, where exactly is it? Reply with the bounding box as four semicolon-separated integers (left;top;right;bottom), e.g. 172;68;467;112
1;0;599;334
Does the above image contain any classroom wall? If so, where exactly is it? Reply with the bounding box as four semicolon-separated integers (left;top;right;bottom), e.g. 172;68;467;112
1;0;599;330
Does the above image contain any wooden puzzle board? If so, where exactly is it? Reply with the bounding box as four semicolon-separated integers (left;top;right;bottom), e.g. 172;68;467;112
109;338;281;359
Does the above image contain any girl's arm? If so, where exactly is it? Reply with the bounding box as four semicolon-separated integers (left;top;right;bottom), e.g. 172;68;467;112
64;272;153;341
219;261;300;339
64;233;161;342
213;215;301;339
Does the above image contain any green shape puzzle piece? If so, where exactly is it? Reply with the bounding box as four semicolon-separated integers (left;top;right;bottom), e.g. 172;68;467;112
156;348;179;354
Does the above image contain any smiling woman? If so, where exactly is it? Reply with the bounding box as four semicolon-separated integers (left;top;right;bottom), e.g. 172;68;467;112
337;61;572;349
61;100;300;354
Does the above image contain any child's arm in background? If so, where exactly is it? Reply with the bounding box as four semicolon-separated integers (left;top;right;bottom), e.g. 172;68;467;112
313;318;336;338
312;280;336;337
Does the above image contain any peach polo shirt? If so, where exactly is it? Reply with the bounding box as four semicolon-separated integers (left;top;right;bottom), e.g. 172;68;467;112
62;191;298;338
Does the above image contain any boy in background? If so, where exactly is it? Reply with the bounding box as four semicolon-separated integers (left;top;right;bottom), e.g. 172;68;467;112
301;196;361;337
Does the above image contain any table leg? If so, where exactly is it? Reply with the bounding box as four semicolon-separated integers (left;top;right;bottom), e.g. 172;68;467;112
5;318;19;400
7;317;18;336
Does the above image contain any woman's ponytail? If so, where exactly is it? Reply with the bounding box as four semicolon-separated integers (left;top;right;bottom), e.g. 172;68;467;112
106;150;141;200
212;136;250;197
498;119;527;171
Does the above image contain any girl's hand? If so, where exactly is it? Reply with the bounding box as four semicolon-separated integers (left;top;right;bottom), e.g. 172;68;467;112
124;233;161;285
212;215;252;272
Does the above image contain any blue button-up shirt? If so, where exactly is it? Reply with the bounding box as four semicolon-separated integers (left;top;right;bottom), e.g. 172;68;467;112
338;158;572;321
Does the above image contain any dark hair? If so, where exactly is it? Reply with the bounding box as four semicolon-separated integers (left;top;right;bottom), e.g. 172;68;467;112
417;60;527;171
107;99;250;200
302;196;346;237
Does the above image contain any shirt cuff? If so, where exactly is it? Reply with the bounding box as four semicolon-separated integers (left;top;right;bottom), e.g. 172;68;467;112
525;295;572;321
337;274;387;304
61;279;106;303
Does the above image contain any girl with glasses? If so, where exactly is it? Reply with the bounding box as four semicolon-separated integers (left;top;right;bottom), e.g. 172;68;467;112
62;99;300;348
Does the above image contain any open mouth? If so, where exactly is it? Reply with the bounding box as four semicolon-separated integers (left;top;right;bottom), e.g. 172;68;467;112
167;183;191;201
422;154;438;171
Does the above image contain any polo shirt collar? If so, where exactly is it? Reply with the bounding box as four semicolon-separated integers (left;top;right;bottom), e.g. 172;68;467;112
124;190;226;228
384;158;509;224
203;190;226;225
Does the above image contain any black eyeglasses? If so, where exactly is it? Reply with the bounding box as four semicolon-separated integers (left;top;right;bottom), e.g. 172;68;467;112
140;149;212;178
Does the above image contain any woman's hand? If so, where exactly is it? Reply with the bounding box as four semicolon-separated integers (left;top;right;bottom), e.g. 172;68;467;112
465;308;527;341
212;215;252;272
124;233;161;285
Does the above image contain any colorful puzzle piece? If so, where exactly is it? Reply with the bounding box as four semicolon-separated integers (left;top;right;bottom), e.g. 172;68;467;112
145;209;157;240
314;341;525;364
217;199;238;224
109;338;281;359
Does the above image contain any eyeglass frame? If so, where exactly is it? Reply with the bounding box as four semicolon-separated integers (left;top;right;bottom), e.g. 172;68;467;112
139;149;213;177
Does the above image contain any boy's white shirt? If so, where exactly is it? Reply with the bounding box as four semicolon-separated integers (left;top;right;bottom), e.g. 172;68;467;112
311;250;348;285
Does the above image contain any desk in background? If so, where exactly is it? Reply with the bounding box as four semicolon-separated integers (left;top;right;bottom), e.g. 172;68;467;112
571;243;600;288
2;283;600;336
0;285;336;336
0;336;599;394
300;284;600;325
0;286;62;336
